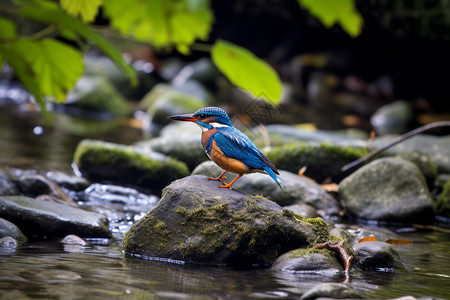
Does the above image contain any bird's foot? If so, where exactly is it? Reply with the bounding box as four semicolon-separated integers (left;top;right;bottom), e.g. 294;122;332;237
207;176;227;185
218;183;233;190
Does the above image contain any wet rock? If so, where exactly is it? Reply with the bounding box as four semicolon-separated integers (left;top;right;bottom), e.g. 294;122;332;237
353;241;405;271
265;143;366;183
436;177;450;218
272;249;343;275
140;83;208;128
135;135;207;170
373;134;450;174
65;76;131;117
192;161;340;217
73;139;189;193
0;218;27;244
0;168;19;195
62;234;88;246
339;157;436;223
0;196;111;239
330;224;402;247
300;282;362;300
172;58;220;88
122;175;329;267
16;173;76;206
84;55;157;100
371;100;413;135
46;171;90;192
252;124;367;148
395;152;438;185
0;236;18;247
284;204;319;218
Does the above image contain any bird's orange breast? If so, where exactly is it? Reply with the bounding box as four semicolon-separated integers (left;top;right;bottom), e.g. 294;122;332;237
208;140;251;175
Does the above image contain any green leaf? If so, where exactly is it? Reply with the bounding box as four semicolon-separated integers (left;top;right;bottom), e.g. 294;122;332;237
0;16;17;39
10;39;83;101
298;0;363;37
211;40;282;104
0;43;45;112
60;0;103;23
17;0;137;86
103;0;213;52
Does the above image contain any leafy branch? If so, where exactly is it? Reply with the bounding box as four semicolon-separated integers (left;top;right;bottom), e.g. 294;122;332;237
0;0;363;116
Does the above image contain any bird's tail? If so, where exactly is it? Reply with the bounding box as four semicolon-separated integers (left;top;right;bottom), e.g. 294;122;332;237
264;166;286;188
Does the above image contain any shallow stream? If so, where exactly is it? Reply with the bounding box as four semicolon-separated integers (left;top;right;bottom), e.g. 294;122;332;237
0;107;449;299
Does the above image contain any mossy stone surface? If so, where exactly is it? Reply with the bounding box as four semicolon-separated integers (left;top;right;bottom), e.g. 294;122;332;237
272;248;343;274
192;161;340;217
0;196;111;239
73;139;189;193
265;143;366;183
436;177;450;218
122;175;330;267
339;157;436;223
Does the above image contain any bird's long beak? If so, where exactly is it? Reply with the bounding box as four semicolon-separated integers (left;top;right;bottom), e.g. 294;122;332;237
167;114;196;122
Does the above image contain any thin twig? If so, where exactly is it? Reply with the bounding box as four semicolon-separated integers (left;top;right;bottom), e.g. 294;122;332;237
316;240;353;272
341;121;450;172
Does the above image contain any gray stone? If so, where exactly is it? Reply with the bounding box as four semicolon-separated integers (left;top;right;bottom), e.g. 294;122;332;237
0;218;27;243
46;171;90;191
0;196;111;239
272;250;343;275
122;175;329;267
300;283;362;300
353;241;405;271
373;134;450;174
0;168;19;196
370;100;413;135
73;139;189;193
284;204;319;218
135;135;208;170
192;161;340;217
339;157;436;223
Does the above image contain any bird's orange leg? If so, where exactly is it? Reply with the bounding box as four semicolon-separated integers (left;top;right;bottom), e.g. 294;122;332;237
219;174;243;190
207;170;228;184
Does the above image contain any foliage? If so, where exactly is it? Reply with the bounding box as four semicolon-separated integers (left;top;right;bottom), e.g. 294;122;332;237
298;0;363;37
0;0;363;114
211;40;282;104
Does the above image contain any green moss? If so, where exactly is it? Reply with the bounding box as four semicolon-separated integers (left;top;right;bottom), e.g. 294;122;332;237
122;215;173;256
304;217;330;242
73;139;189;191
288;245;331;259
265;143;366;181
436;178;450;217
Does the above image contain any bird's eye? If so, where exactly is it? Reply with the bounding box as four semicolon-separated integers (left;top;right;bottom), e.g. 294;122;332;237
198;113;206;119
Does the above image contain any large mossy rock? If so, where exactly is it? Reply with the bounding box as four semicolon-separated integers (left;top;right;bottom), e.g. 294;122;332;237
0;196;111;239
339;157;436;223
192;161;340;217
265;143;366;183
73;139;189;193
122;176;330;267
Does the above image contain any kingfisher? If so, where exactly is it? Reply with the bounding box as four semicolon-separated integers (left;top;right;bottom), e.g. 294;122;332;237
168;106;284;189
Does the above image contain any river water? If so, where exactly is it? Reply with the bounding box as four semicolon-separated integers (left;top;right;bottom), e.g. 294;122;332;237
0;107;449;299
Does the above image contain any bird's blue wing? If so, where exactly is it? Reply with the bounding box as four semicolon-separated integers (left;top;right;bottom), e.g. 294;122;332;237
213;127;266;170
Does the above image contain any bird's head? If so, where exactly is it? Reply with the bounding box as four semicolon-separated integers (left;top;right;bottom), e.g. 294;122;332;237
168;106;233;130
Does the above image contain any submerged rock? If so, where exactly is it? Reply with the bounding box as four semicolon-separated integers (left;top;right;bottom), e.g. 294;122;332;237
272;249;343;275
339;157;436;223
300;282;362;300
0;196;111;239
192;161;340;218
73;139;189;193
122;175;329;267
0;217;27;244
265;143;365;183
353;241;405;271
